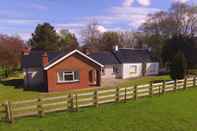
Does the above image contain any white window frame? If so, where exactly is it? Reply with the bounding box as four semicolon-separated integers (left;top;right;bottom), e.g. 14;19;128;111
148;64;157;73
57;71;80;83
129;65;137;74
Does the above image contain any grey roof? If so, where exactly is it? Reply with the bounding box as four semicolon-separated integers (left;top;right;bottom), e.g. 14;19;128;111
112;49;156;63
21;51;62;68
88;52;120;65
22;48;158;68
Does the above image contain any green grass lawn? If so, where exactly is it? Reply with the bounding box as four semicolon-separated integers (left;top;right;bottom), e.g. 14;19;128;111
118;75;171;87
1;87;197;131
0;74;170;103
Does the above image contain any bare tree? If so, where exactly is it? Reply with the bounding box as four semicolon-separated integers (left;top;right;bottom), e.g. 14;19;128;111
139;3;197;63
81;20;102;53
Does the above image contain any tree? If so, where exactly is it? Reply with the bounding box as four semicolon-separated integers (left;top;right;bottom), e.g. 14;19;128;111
162;35;195;68
170;51;187;80
99;32;122;52
59;29;79;52
29;23;60;52
140;3;197;64
81;21;102;53
118;32;146;48
0;34;25;77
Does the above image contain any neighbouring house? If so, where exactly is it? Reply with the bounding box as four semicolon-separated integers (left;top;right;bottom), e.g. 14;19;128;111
88;52;120;78
22;50;103;92
89;46;159;79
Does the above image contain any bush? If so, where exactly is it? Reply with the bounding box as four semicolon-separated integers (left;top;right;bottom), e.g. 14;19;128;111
170;51;187;80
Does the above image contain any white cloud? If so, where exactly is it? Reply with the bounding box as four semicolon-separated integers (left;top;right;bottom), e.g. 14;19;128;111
18;32;32;41
0;19;41;25
31;4;48;11
96;25;107;33
172;0;189;3
109;6;160;27
123;0;134;6
137;0;151;6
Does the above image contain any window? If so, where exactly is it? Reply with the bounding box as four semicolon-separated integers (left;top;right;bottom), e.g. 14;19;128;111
148;64;157;73
129;65;137;74
57;71;79;83
113;66;119;73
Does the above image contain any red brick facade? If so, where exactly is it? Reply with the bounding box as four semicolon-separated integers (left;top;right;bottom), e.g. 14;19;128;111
45;53;101;92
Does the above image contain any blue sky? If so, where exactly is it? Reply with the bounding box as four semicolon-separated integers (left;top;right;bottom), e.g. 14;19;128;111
0;0;196;40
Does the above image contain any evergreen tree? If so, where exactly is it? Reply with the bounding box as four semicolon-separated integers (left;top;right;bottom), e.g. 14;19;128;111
170;51;187;80
29;23;60;51
59;29;79;52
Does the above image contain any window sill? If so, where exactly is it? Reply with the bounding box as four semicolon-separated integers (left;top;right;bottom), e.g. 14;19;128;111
57;80;80;84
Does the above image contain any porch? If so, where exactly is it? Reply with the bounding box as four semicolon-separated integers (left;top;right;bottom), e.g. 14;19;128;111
88;70;101;86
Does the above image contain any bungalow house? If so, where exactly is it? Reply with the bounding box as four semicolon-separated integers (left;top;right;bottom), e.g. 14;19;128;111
89;46;159;79
22;50;103;92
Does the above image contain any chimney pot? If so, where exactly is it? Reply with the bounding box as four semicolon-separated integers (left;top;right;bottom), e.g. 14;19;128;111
114;45;119;51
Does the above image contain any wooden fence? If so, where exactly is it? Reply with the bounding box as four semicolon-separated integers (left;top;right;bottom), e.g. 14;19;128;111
0;76;196;123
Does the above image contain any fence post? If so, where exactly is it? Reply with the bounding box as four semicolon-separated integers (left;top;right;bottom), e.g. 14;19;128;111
116;87;120;102
162;81;165;94
75;93;79;112
68;92;74;111
158;85;161;96
5;101;14;123
174;80;177;92
134;85;137;100
149;82;153;97
38;97;44;117
193;76;196;87
184;77;187;90
94;89;99;107
124;88;127;103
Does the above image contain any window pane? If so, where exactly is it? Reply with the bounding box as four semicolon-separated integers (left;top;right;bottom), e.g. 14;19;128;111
58;72;64;81
74;71;79;80
64;74;73;81
130;66;137;73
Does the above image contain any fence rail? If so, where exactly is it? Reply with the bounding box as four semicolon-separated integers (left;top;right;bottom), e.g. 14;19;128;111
0;76;197;123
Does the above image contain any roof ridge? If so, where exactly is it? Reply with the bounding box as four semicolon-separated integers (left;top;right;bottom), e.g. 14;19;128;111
118;48;148;51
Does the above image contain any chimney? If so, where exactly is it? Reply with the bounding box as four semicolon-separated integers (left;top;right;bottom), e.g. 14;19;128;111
114;45;119;51
42;52;48;66
21;47;31;55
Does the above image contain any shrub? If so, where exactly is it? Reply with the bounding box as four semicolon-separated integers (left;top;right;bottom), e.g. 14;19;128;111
170;51;187;80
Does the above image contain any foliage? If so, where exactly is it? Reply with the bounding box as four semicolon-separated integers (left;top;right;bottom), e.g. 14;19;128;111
0;34;25;77
59;29;79;52
99;32;122;52
169;51;187;79
162;35;195;68
29;23;60;52
81;21;146;53
1;86;197;131
140;3;197;64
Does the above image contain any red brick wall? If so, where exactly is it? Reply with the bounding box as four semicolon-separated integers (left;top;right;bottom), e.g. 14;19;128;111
46;53;101;92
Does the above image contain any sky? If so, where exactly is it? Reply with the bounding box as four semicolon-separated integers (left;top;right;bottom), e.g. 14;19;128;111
0;0;196;41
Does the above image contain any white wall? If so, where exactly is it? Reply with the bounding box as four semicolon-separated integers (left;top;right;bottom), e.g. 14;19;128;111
23;68;44;88
121;63;142;79
145;62;159;75
101;65;116;78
